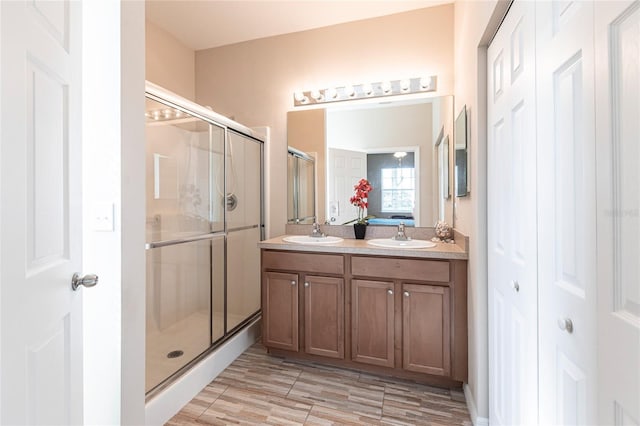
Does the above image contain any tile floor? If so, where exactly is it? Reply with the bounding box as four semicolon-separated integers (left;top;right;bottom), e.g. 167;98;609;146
166;343;472;425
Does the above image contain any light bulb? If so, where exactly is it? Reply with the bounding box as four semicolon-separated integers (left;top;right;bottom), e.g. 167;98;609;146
326;87;338;99
362;83;373;96
175;109;182;118
310;89;322;101
381;81;392;94
400;79;410;92
153;111;160;120
344;85;355;97
420;76;432;89
294;91;306;102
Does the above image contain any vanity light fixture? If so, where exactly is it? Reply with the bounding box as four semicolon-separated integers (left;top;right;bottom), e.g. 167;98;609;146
293;76;437;106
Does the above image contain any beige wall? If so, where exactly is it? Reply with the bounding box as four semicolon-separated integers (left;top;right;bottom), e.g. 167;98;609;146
145;20;196;101
453;0;509;422
195;5;454;237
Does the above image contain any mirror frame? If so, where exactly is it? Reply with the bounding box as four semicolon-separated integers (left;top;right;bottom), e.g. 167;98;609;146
454;105;469;197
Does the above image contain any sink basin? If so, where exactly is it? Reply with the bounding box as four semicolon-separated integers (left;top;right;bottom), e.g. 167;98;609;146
366;238;437;249
282;235;344;245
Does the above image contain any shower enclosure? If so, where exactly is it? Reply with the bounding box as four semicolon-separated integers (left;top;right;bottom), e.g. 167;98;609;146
144;82;263;395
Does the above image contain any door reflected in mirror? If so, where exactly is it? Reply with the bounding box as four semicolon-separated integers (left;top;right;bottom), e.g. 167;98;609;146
287;96;454;227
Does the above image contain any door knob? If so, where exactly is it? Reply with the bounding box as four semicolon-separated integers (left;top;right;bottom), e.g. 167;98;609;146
72;273;99;291
557;317;574;334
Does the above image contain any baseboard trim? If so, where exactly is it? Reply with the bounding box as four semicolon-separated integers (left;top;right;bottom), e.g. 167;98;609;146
145;318;261;425
464;383;489;426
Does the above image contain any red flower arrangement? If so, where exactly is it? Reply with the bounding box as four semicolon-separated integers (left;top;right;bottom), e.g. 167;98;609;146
348;178;373;225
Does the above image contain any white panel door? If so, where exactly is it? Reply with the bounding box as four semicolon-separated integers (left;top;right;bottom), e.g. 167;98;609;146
595;1;640;424
327;148;366;225
487;1;538;425
536;1;597;424
1;1;84;424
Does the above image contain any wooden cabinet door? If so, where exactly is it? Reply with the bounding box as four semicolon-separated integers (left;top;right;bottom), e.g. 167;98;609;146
263;272;299;351
304;275;344;359
402;284;450;376
351;279;395;367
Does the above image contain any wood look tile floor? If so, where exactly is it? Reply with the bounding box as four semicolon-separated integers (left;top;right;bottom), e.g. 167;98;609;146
166;344;472;426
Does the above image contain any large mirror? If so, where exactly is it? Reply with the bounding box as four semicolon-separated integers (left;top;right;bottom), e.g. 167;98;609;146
287;95;454;227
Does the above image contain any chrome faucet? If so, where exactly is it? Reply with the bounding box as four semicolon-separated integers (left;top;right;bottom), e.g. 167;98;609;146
310;222;325;238
393;221;410;241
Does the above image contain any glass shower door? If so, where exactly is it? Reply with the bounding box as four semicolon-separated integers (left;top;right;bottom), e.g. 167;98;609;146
225;131;263;331
145;98;225;392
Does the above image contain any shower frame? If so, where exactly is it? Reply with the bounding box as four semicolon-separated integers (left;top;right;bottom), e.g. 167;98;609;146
144;82;265;399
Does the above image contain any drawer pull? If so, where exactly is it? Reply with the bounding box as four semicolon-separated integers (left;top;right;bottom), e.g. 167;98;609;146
387;289;394;295
404;291;410;297
291;280;296;286
304;282;310;287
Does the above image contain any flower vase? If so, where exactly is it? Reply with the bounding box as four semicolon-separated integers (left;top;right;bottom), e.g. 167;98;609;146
353;223;367;240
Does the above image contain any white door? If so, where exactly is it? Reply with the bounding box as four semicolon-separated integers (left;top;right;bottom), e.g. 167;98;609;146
536;1;597;423
327;148;367;225
595;1;640;424
1;1;85;424
487;1;538;425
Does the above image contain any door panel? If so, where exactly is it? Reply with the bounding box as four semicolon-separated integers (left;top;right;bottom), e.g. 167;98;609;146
351;279;394;367
263;272;299;351
1;1;83;423
402;284;450;376
487;1;538;424
304;275;344;359
327;148;367;225
536;1;597;423
226;131;262;230
595;1;640;424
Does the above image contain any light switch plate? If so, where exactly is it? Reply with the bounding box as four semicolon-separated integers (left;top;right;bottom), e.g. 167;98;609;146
93;203;114;232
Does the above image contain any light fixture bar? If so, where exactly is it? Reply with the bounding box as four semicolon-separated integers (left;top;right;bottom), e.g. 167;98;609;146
293;76;437;107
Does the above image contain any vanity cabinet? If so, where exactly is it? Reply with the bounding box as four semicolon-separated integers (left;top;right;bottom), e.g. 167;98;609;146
262;250;345;357
350;256;453;377
261;248;467;386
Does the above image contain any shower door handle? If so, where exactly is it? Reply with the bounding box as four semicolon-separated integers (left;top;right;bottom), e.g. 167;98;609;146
72;273;99;291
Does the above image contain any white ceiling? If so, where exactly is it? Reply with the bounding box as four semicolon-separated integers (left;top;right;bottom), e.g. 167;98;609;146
146;0;452;51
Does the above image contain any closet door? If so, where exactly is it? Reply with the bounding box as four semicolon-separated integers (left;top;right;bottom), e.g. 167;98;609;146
487;1;538;425
594;1;640;424
536;2;598;424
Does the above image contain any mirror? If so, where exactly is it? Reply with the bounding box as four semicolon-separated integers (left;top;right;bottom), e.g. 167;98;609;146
455;105;469;197
287;96;454;227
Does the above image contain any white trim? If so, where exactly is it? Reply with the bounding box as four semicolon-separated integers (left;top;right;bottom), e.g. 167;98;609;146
464;383;489;426
144;319;261;426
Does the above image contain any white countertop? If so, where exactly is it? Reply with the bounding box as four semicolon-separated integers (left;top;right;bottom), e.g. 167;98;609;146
258;235;468;260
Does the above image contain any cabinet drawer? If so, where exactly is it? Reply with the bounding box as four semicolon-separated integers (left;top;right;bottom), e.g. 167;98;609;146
351;256;450;282
263;250;344;275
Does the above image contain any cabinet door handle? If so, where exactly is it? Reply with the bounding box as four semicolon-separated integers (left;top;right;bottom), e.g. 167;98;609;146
304;282;309;287
291;280;296;286
403;291;410;297
511;280;520;292
387;289;394;295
